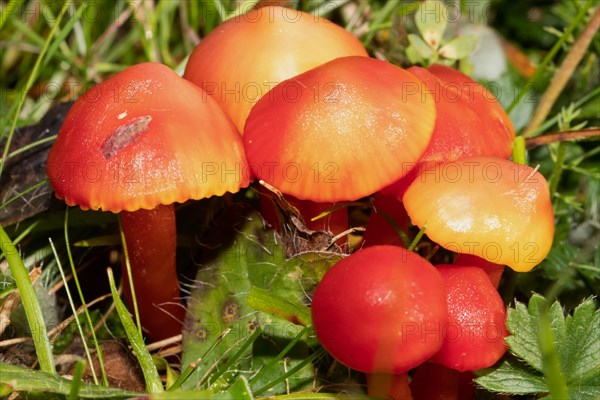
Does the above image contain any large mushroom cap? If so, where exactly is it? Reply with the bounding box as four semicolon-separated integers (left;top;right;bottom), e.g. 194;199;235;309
403;157;554;272
47;62;249;212
244;56;436;202
183;5;368;132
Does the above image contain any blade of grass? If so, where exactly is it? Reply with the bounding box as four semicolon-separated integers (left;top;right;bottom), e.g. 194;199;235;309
106;267;164;394
0;226;55;374
361;0;400;45
49;237;99;384
68;359;87;400
407;225;427;252
249;326;310;385
119;217;142;336
253;348;326;396
0;0;25;31
167;327;232;391
0;0;69;181
64;208;108;386
247;286;312;327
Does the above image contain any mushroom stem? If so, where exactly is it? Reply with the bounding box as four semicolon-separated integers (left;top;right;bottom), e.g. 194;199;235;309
120;204;185;341
367;373;413;400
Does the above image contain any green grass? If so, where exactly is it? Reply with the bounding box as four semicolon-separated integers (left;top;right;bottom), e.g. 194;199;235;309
1;0;598;399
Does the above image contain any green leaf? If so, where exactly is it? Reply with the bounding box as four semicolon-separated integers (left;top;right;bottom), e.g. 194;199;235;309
414;0;447;49
0;362;138;399
439;35;479;60
505;295;544;371
408;34;433;59
477;295;600;397
568;368;600;400
476;357;548;394
563;299;600;380
181;210;340;393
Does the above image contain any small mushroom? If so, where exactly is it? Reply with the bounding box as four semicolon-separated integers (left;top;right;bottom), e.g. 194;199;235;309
430;265;508;372
403;157;554;272
244;56;437;202
184;5;368;132
311;245;448;373
47;62;249;340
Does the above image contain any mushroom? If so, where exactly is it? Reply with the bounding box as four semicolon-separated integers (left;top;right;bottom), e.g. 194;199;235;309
362;193;410;248
244;56;437;202
382;64;515;198
46;62;249;340
430;265;507;372
403;156;554;272
311;245;448;373
183;5;368;132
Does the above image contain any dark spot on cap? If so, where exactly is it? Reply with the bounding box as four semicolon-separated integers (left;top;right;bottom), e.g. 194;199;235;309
101;115;152;159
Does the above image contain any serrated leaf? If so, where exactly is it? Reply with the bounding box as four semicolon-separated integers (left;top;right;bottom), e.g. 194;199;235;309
563;299;600;380
475;357;548;394
408;34;433;59
414;0;447;48
439;35;478;60
505;297;544;371
568;367;600;400
0;362;138;398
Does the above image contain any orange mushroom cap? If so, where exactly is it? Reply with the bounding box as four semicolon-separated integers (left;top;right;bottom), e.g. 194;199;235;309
244;56;436;202
382;64;515;198
47;62;249;212
183;6;368;132
403;157;554;272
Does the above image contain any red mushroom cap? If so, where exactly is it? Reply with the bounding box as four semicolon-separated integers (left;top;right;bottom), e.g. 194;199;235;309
47;62;249;212
183;6;368;132
311;245;448;373
431;265;507;372
244;56;436;202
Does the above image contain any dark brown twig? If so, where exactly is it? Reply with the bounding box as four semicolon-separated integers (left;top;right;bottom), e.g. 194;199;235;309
525;127;600;148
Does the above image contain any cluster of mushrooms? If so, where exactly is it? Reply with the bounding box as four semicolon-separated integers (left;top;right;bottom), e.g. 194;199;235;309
46;5;555;399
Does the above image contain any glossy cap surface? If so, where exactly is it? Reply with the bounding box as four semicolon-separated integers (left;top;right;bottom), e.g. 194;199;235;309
403;157;554;272
244;56;436;202
184;6;368;132
47;62;249;212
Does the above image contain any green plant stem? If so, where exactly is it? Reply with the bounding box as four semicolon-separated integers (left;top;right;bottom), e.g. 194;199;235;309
548;142;568;198
0;1;69;181
362;0;400;44
407;225;427;252
0;0;25;31
64;208;108;385
506;0;595;115
512;136;527;165
106;267;163;394
0;226;55;374
524;5;600;136
537;312;570;400
68;359;86;400
0;179;50;210
118;218;142;336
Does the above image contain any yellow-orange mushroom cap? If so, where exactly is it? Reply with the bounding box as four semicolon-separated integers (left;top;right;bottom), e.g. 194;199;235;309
183;6;368;132
244;56;436;202
47;62;249;213
403;157;554;272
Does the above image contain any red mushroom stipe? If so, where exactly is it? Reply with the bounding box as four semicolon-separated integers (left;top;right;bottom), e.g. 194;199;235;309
184;5;368;132
311;245;448;374
430;265;508;372
362;193;410;248
403;157;554;272
244;56;436;202
47;62;249;340
382;64;515;199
